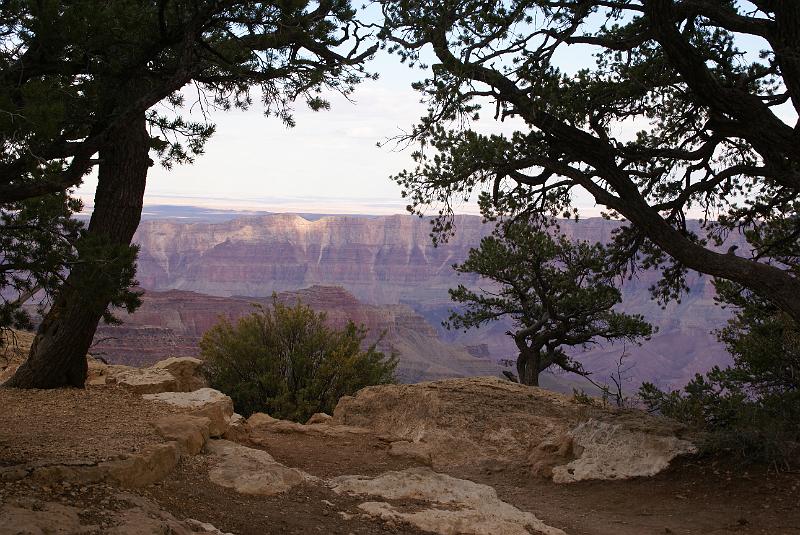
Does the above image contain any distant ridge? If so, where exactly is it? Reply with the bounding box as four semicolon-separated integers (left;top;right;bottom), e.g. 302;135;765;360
92;285;500;383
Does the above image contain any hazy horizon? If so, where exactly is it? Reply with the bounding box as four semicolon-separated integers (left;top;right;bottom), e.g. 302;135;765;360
75;195;617;221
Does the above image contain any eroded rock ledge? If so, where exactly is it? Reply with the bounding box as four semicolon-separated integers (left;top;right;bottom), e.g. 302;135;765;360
331;376;696;482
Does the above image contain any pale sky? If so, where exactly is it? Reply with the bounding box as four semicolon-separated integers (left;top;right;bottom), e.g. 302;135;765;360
73;8;783;217
74;48;451;215
72;9;608;217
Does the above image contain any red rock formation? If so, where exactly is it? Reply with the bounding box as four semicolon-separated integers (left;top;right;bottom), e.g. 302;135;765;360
93;286;500;383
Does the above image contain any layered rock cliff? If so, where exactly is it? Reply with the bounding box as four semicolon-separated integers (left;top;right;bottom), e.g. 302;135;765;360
131;214;738;389
93;286;499;383
134;214;491;304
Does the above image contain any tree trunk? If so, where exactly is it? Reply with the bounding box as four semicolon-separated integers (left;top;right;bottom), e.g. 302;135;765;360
517;350;540;387
4;115;149;388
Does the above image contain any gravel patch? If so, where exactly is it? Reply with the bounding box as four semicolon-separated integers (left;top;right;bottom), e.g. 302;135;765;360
0;385;179;465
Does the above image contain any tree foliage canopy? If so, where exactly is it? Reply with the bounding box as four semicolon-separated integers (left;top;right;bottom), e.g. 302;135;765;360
201;298;397;422
0;195;82;331
0;0;377;387
447;218;652;385
0;0;375;203
379;0;800;320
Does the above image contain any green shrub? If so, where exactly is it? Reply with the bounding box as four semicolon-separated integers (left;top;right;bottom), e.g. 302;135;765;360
640;281;800;467
200;297;397;422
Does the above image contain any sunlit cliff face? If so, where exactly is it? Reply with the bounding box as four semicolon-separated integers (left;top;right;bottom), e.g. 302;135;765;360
133;214;627;303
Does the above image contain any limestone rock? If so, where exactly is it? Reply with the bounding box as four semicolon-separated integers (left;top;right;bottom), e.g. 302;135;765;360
550;419;698;483
0;493;221;535
222;413;248;442
247;411;369;438
102;442;180;487
247;412;278;427
20;442;180;488
152;414;211;455
106;508;191;535
527;434;575;479
388;440;432;465
330;467;566;535
104;357;206;394
86;356;111;386
331;377;580;469
306;412;333;425
332;377;694;481
228;412;246;427
107;366;178;394
143;388;233;437
185;519;235;535
206;439;313;496
151;357;207;391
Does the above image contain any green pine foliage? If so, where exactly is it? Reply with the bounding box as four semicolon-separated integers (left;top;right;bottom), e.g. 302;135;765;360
0;193;143;337
640;281;800;466
0;193;82;332
447;218;652;386
200;297;397;422
379;0;800;322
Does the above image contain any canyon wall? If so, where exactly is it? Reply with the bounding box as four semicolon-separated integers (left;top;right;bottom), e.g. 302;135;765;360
130;214;740;389
93;286;500;384
134;214;491;304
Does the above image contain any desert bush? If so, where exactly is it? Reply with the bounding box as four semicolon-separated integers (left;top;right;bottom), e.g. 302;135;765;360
200;297;397;422
640;281;800;467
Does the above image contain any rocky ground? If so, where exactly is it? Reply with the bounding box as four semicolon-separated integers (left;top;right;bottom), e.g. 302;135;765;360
1;348;798;535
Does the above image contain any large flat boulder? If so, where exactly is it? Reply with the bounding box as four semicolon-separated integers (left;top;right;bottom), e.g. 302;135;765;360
152;414;211;455
107;366;177;394
332;377;695;482
0;500;86;535
206;440;313;496
143;388;234;437
151;357;207;391
0;493;230;535
247;412;369;438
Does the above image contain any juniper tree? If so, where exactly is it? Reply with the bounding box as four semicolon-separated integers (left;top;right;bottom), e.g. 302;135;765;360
379;0;800;322
447;219;652;386
0;0;375;388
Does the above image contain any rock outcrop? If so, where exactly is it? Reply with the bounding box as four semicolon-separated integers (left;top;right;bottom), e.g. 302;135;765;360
332;377;694;482
103;356;206;393
143;388;234;437
247;412;370;438
206;440;313;496
152;414;212;455
330;467;566;535
0;493;231;535
0;441;181;488
549;419;697;483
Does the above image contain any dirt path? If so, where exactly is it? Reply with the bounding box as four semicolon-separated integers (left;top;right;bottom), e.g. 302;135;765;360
455;459;800;535
145;429;800;535
142;453;430;535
